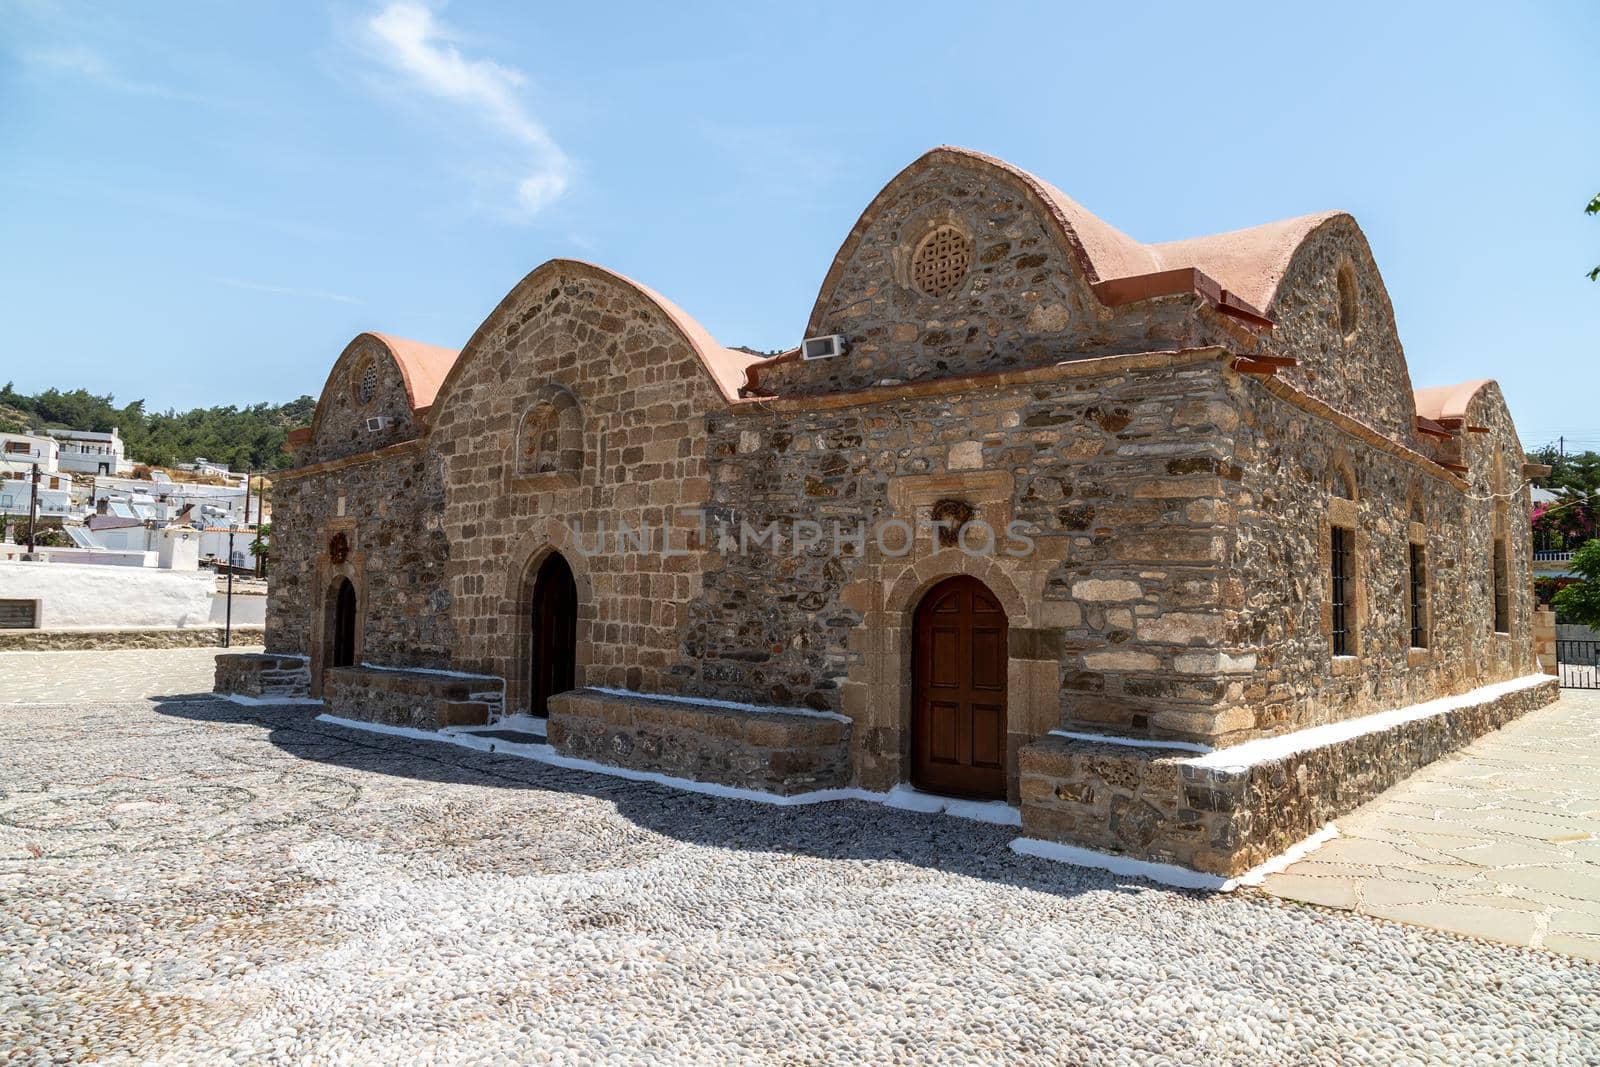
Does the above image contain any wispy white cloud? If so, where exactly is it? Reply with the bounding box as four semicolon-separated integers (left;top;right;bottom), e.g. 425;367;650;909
24;44;206;103
216;278;361;305
361;2;571;220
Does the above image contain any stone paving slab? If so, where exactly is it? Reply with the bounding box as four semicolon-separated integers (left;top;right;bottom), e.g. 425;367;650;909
0;645;263;704
1261;689;1600;961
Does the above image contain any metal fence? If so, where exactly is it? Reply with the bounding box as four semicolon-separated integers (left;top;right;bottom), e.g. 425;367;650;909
1556;640;1599;689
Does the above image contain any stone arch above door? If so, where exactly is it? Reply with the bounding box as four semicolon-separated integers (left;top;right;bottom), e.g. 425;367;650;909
308;519;365;697
840;549;1055;800
498;520;596;714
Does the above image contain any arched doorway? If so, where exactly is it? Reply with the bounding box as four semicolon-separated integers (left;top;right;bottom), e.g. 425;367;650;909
912;575;1008;799
331;578;357;668
529;552;578;717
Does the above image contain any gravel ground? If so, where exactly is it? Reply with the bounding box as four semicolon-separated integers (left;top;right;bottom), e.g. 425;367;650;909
2;696;1598;1065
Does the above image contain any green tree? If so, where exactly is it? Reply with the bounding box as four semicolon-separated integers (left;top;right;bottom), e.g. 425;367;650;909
248;521;271;578
1553;540;1600;627
0;384;318;470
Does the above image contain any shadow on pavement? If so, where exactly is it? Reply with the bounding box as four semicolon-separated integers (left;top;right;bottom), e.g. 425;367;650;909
150;693;1158;902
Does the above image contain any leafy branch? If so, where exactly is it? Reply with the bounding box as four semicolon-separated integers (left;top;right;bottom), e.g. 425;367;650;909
1590;192;1600;282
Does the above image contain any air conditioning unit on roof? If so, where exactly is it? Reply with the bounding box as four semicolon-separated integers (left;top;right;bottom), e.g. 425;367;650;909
800;334;847;360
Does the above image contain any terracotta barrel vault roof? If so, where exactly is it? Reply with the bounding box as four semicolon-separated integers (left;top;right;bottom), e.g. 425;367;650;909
297;148;1507;460
804;145;1354;335
366;333;461;415
1414;380;1493;425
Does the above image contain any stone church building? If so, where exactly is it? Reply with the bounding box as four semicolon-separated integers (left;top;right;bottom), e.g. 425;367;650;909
219;147;1556;876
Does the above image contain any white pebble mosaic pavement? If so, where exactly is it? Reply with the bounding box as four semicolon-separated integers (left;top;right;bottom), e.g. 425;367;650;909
1;687;1598;1064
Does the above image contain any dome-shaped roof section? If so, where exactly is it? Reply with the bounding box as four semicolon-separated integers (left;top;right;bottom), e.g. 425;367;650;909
589;263;766;401
430;258;766;417
811;146;1361;329
366;333;460;414
1414;379;1493;424
1149;212;1347;315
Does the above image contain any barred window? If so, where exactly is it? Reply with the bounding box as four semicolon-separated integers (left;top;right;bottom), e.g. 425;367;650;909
1331;526;1353;656
358;363;379;405
1409;542;1427;649
1492;538;1510;633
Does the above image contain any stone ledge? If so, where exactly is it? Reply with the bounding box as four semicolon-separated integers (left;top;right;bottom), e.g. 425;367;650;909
1022;675;1560;876
0;627;265;652
323;665;503;731
214;652;311;699
547;688;851;796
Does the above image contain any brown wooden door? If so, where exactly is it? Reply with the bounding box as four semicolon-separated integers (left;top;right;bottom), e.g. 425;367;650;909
530;553;577;717
912;575;1008;799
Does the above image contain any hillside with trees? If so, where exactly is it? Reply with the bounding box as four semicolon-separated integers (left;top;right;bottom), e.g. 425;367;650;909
0;383;315;472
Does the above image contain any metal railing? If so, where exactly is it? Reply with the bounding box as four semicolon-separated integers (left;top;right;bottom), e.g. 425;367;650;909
1556;640;1599;689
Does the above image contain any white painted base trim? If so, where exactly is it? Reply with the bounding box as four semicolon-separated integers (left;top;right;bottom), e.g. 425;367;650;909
221;693;324;707
313;713;1020;827
446;713;548;739
587;686;854;724
358;662;502;682
1188;673;1553;771
1009;823;1340;893
1048;729;1213;755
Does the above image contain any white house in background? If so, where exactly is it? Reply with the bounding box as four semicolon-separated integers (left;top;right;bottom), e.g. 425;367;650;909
83;518;260;572
0;432;64;480
0;477;75;518
47;427;132;476
176;456;236;479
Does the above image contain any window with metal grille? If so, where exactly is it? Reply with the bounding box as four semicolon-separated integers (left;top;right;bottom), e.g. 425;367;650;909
1409;542;1427;648
910;225;973;298
0;599;38;629
353;360;379;406
1492;537;1510;633
1331;526;1352;656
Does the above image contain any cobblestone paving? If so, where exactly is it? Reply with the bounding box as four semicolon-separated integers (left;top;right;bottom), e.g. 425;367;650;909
0;646;263;704
1262;689;1600;960
1;654;1598;1064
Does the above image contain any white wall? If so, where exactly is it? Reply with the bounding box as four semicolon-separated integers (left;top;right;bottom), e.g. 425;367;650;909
0;559;214;629
209;589;266;626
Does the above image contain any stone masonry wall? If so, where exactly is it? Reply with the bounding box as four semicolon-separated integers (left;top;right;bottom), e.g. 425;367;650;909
213;652;310;699
1255;216;1419;447
690;352;1245;759
548;689;851;796
1225;375;1537;740
323;665;502;730
0;626;264;652
1020;676;1559;876
264;448;452;669
426;264;728;707
762;156;1228;396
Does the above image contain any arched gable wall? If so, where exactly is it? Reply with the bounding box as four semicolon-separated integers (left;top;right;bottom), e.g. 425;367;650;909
307;334;420;463
424;260;732;691
1257;216;1418;446
765;149;1230;395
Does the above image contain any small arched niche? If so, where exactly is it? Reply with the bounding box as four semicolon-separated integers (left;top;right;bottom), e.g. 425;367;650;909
1336;259;1361;342
514;384;584;483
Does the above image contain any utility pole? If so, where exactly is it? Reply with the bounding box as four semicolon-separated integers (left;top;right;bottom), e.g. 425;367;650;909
224;523;237;648
26;462;40;553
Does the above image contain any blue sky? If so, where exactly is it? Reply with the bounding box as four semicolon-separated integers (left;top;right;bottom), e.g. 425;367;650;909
3;1;1596;450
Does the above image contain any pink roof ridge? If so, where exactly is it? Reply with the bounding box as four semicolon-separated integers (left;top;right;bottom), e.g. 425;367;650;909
1413;379;1493;424
366;333;461;414
843;146;1355;320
